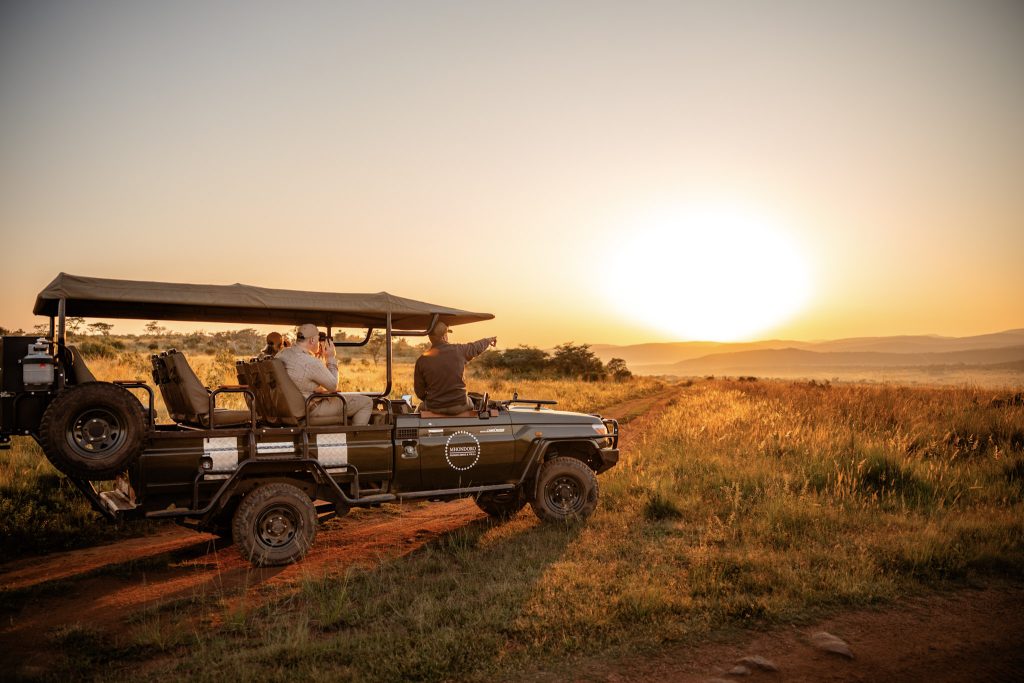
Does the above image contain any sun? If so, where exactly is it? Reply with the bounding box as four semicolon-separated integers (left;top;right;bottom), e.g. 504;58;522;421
606;205;812;342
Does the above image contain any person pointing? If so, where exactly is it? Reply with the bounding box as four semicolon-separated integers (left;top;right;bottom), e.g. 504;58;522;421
414;322;496;415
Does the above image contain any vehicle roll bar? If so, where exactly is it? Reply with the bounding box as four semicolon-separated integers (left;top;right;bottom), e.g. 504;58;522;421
326;312;442;399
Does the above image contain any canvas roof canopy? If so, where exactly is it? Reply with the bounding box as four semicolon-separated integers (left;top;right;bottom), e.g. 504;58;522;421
34;273;494;330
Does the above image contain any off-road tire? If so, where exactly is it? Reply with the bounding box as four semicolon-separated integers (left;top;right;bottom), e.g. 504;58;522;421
232;483;316;566
475;489;526;520
38;382;148;479
530;456;599;523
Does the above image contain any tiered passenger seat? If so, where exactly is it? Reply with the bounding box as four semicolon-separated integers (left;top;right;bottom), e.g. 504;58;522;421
235;357;347;427
151;349;251;428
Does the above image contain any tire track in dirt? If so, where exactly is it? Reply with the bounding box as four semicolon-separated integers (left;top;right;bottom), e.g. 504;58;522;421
0;528;217;592
0;385;681;673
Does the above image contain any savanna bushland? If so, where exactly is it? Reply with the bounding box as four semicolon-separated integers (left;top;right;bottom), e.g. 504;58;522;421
1;332;1022;681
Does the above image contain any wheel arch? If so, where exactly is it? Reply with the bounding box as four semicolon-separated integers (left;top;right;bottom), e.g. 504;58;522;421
524;438;602;501
542;439;602;471
200;465;331;529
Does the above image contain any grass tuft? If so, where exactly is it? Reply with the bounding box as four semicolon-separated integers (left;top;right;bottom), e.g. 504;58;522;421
643;491;683;521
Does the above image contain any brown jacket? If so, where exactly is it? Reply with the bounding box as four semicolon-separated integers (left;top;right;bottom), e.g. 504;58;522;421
414;339;491;412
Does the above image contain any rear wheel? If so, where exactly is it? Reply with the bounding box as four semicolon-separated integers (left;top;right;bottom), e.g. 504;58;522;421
530;457;599;523
475;489;526;520
38;382;147;479
233;483;316;566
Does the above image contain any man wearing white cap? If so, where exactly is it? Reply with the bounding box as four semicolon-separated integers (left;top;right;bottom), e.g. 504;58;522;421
276;323;373;425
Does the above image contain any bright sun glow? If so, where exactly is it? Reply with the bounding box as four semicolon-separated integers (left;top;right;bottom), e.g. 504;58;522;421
607;205;812;342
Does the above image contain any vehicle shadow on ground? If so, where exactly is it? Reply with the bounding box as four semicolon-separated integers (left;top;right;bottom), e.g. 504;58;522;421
0;533;289;675
268;511;590;682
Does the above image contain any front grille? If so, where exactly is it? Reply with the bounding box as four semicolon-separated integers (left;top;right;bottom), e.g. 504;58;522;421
396;427;418;439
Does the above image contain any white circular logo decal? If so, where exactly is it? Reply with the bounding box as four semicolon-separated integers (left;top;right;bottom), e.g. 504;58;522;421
445;430;481;471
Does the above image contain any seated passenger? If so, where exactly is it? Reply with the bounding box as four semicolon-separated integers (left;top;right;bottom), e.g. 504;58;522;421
259;331;285;359
276;323;373;425
414;322;496;415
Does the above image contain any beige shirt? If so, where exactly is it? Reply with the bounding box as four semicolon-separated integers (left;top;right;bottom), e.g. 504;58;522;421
276;345;338;398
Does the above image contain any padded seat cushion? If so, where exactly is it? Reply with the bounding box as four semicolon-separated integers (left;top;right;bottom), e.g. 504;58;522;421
420;409;477;418
152;349;252;427
308;413;346;427
207;409;252;427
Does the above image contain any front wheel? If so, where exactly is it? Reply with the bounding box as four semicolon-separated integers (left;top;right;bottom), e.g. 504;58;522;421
529;457;599;523
232;483;317;566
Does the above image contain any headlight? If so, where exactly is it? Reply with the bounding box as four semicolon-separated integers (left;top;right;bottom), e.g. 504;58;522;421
591;423;608;435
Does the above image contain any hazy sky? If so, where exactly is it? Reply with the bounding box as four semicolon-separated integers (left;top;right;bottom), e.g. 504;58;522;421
1;0;1022;347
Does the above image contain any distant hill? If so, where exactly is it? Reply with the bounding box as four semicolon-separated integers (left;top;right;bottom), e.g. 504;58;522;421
590;329;1024;378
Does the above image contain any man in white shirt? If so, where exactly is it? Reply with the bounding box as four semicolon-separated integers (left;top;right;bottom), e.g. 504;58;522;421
275;323;373;425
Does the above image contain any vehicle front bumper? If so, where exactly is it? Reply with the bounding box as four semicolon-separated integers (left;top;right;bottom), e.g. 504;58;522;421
595;447;619;473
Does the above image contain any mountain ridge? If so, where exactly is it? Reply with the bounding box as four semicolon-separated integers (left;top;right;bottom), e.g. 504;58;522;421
588;329;1024;377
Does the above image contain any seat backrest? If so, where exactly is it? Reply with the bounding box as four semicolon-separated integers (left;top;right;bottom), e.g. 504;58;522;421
260;357;307;426
152;353;187;422
66;345;96;384
238;359;278;426
153;349;209;424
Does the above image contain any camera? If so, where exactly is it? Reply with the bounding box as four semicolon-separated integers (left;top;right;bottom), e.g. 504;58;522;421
318;332;327;342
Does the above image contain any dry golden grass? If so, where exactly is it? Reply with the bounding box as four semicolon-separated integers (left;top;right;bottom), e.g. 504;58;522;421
84;351;663;419
47;378;1019;682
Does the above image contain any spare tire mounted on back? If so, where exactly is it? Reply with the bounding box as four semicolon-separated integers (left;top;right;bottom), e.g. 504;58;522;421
39;382;148;479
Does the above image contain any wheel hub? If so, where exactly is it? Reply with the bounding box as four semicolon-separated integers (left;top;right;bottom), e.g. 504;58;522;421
68;409;123;454
257;507;298;548
546;475;583;512
84;418;110;442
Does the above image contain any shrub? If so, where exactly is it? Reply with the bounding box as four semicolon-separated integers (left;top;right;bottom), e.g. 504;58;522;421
478;346;551;376
551;342;606;381
77;340;117;359
606;358;632;381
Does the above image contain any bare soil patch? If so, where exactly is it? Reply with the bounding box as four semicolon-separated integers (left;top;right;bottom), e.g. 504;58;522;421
542;582;1024;683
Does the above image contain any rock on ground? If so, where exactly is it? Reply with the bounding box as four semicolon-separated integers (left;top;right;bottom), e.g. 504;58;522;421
811;631;855;659
738;655;778;672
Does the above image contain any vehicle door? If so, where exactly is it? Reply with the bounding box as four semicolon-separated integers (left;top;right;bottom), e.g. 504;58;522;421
414;411;515;489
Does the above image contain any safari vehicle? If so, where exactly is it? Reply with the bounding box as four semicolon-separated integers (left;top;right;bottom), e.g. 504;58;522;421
0;274;619;565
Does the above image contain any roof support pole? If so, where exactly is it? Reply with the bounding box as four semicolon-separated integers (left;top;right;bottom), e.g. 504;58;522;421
57;298;66;348
382;311;393;398
48;316;55;342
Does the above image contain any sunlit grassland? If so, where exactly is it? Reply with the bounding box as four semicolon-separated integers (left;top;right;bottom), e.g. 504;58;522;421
71;379;1024;682
0;351;663;558
83;351;663;418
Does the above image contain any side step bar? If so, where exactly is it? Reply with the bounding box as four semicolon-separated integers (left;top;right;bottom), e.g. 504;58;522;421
99;490;138;515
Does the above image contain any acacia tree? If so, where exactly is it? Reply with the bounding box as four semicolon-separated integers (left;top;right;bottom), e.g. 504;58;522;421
144;321;167;336
550;342;606;381
66;316;86;335
366;332;387;365
88;322;114;336
605;357;632;381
